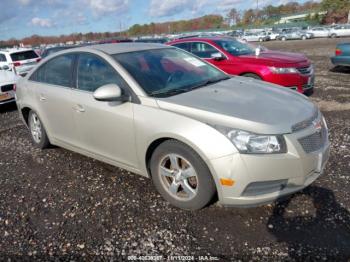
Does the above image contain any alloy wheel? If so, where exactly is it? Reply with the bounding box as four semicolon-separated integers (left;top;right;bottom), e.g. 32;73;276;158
158;154;198;201
30;112;42;143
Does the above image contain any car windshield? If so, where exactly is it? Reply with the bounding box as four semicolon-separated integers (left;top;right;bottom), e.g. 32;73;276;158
113;48;229;97
213;39;254;56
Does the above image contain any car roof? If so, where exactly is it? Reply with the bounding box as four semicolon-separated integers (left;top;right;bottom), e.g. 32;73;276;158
80;43;170;55
170;36;234;43
0;48;34;54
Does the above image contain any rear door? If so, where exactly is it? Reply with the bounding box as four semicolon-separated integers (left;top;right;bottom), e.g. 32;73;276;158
70;52;138;168
31;53;78;145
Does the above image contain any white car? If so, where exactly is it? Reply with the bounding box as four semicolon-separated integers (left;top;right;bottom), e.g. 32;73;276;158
307;27;330;38
241;32;270;42
329;24;350;38
267;32;279;40
0;65;19;105
0;48;41;77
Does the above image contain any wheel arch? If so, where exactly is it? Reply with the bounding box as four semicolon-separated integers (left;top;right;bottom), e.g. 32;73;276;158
240;72;263;80
21;106;31;126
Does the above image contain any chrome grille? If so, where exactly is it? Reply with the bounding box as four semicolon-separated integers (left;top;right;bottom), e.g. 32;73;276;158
297;66;313;75
298;125;327;153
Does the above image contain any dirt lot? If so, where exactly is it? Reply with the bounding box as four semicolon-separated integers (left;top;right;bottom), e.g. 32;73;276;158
0;38;349;261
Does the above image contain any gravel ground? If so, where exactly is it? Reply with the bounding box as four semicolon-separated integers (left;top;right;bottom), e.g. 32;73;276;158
0;38;349;261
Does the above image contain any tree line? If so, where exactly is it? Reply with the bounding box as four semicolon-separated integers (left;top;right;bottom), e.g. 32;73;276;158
0;0;349;47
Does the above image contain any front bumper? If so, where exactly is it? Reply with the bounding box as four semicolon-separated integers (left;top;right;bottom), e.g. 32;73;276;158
0;90;15;105
209;122;330;207
264;72;314;94
331;56;350;67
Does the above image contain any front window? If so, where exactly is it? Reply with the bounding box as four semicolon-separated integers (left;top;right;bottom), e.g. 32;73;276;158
214;39;254;56
77;53;128;92
190;42;218;58
113;48;228;97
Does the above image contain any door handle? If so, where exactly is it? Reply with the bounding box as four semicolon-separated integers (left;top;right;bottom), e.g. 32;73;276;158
39;94;46;101
74;105;85;113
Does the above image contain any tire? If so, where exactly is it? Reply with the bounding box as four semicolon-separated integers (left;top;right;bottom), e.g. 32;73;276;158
331;34;337;38
242;73;262;80
304;88;314;97
259;38;263;42
150;140;216;210
301;35;306;40
28;110;50;149
281;37;286;41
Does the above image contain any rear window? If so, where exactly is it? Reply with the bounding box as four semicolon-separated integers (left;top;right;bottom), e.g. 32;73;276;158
10;50;38;62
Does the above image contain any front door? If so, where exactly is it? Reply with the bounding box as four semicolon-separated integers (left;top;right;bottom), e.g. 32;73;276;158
71;53;138;168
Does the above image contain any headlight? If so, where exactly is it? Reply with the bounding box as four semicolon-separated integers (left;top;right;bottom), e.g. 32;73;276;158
269;67;298;74
213;126;287;154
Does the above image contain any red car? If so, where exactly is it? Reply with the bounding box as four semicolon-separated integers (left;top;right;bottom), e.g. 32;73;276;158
167;37;314;95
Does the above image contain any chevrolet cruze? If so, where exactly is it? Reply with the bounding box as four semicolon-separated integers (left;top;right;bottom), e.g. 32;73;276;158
15;43;330;210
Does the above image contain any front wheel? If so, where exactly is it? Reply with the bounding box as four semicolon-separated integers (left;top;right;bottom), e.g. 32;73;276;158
28;110;50;149
301;35;307;40
331;34;337;38
150;140;216;210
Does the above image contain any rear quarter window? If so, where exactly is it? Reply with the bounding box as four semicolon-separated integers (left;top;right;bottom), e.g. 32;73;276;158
10;51;38;62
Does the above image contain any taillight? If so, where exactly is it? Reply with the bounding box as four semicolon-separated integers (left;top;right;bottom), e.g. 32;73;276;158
335;49;342;56
13;62;21;67
13;84;16;92
36;58;41;63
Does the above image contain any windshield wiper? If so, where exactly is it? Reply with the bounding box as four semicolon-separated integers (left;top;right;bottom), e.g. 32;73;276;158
189;76;230;91
150;76;230;98
150;88;189;98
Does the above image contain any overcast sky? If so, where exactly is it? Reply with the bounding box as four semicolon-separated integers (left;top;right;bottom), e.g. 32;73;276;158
0;0;315;40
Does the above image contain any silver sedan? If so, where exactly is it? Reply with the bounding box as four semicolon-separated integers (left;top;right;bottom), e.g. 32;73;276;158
15;43;330;210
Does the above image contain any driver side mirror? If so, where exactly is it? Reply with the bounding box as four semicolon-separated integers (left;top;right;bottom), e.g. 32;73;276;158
93;84;130;102
211;52;226;61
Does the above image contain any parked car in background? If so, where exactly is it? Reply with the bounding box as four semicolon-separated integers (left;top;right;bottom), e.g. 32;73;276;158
0;65;19;105
328;24;350;38
168;37;315;95
15;43;329;210
41;46;74;58
331;43;350;67
134;38;168;44
307;27;330;38
241;32;270;42
0;48;41;76
267;31;280;40
98;38;133;44
277;29;311;41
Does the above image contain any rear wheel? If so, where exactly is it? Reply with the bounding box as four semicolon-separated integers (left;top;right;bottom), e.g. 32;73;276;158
150;140;216;210
301;35;307;40
281;36;286;41
331;34;337;38
259;38;263;42
242;73;262;80
28;110;50;149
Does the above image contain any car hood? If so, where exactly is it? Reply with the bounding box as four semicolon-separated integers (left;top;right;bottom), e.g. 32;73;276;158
238;50;309;67
156;77;317;134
